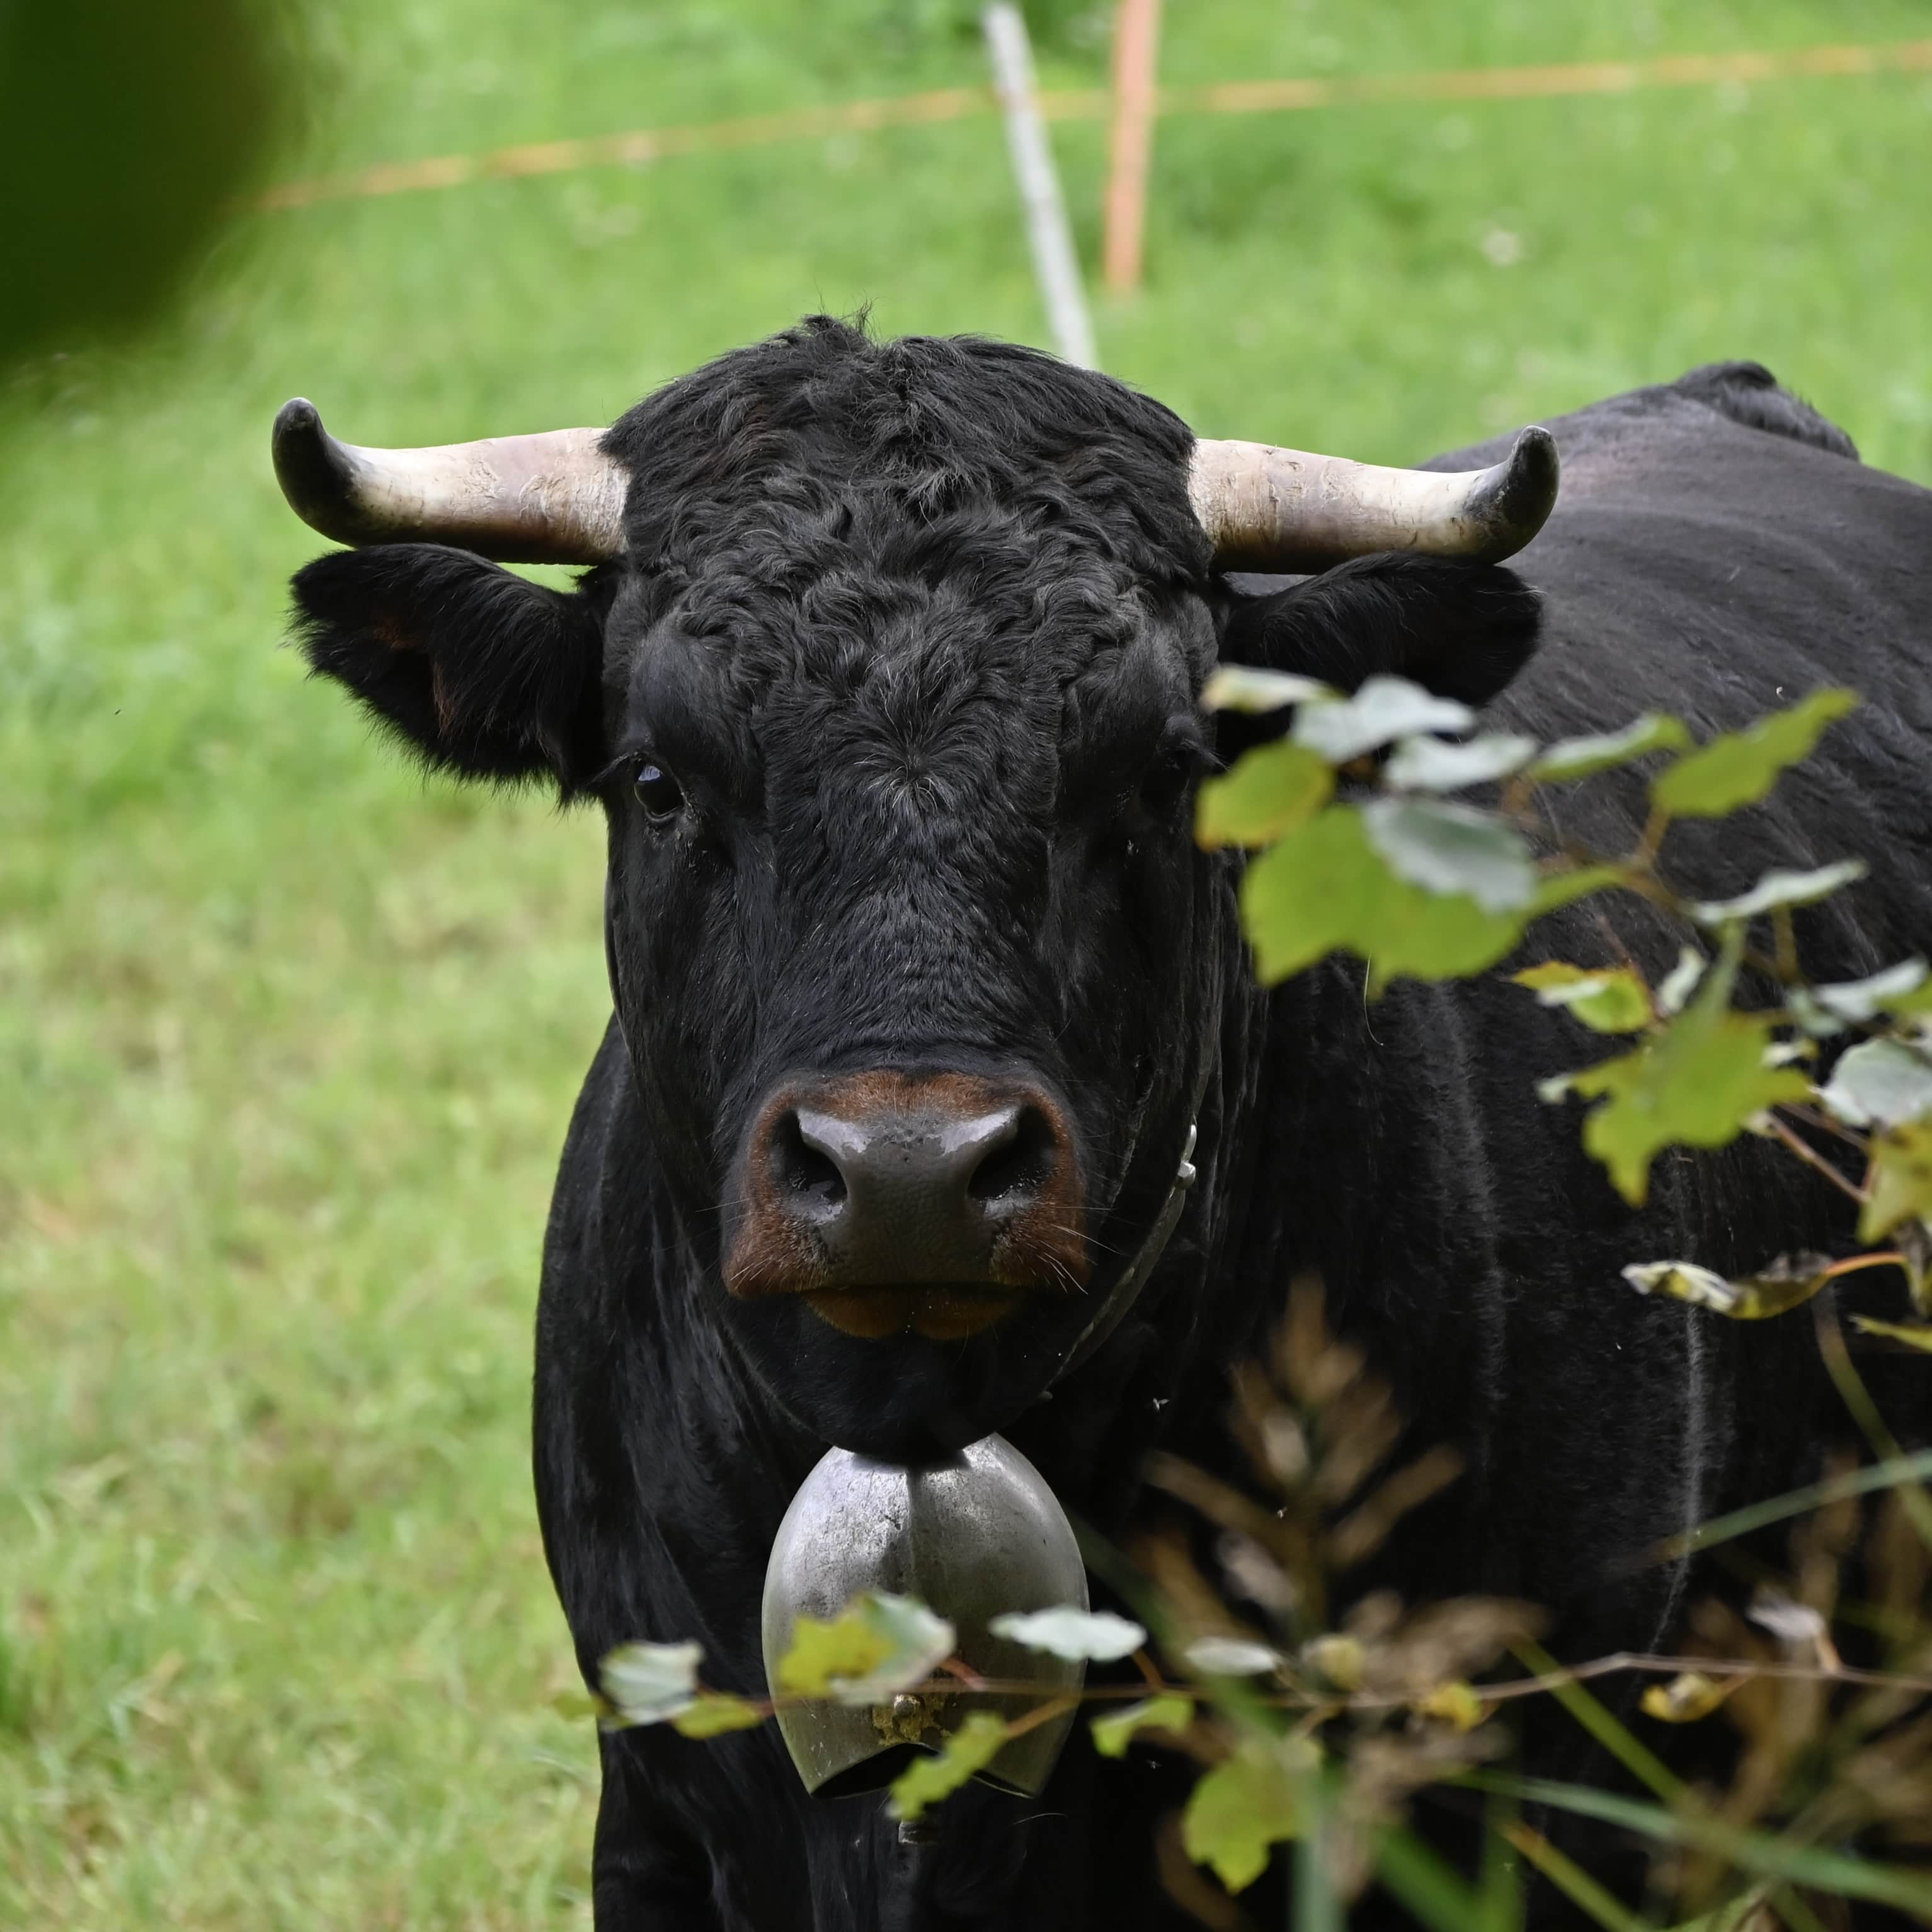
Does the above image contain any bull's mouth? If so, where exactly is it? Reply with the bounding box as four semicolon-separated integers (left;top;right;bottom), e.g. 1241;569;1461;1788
802;1283;1034;1342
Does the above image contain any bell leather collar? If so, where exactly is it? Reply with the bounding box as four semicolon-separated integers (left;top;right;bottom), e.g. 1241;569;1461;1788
1048;1056;1209;1388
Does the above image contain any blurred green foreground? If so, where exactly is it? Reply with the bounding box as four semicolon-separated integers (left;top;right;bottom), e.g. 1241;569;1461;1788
3;0;1930;1923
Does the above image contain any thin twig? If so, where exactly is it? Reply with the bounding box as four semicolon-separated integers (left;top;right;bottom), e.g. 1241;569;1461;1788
1003;1693;1079;1740
1634;804;1669;869
735;1650;1932;1718
1774;1099;1872;1152
1772;904;1800;983
1452;1650;1932;1706
1818;1249;1909;1287
1761;1110;1866;1203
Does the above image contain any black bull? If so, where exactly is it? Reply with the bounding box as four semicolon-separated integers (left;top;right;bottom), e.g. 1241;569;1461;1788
288;325;1932;1928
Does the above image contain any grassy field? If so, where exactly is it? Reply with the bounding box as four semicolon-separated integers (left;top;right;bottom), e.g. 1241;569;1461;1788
3;0;1930;1923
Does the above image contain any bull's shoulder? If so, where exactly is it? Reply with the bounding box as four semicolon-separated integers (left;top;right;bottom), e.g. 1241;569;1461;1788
1420;362;1860;476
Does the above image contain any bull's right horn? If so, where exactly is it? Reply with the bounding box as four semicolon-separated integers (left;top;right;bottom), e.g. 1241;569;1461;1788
272;399;629;564
1189;426;1559;574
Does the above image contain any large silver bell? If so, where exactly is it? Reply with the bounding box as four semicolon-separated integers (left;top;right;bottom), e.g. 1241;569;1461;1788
761;1434;1087;1800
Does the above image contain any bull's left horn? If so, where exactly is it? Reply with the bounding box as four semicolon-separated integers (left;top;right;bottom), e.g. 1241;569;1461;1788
272;399;628;564
1189;426;1558;574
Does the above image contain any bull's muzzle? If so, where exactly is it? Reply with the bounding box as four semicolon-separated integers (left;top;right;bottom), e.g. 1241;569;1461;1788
723;1071;1090;1340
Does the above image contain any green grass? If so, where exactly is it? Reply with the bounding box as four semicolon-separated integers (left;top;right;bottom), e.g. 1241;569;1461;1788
3;1;1930;1923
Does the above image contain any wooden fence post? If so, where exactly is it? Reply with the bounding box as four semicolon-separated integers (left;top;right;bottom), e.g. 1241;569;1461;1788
1102;0;1162;294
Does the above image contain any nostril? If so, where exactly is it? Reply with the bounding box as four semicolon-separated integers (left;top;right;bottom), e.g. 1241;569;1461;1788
770;1111;847;1218
967;1105;1059;1206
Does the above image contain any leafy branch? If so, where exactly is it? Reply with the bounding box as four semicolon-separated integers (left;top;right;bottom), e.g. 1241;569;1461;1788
1198;672;1932;1336
581;1285;1932;1924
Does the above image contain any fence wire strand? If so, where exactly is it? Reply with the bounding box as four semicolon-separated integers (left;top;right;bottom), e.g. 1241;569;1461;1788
254;37;1932;213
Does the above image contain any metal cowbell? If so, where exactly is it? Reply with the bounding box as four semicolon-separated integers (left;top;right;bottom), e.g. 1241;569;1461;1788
761;1434;1087;1799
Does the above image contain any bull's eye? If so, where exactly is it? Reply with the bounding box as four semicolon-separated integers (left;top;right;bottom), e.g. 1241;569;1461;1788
633;758;685;822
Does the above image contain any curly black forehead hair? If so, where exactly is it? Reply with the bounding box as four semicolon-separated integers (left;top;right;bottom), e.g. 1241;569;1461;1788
600;315;1211;597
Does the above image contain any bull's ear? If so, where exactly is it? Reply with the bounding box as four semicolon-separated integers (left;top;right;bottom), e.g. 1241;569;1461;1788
1218;554;1541;710
291;544;606;791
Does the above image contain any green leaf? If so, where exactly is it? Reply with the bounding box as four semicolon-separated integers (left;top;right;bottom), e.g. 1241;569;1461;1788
1300;1634;1366;1691
774;1611;888;1695
1412;1679;1487;1731
1819;1038;1932;1128
987;1606;1146;1662
1240;805;1534;990
1194;741;1332;849
1552;951;1811;1204
1785;988;1845;1038
1090;1693;1195;1758
1361;798;1537;912
885;1710;1010;1821
1849;1315;1932;1353
1291;676;1475;764
1382;732;1538;791
1527;713;1691;782
848;1592;956;1696
1638;1672;1733;1723
1689;860;1866;925
1181;1738;1307;1892
775;1591;954;1704
1182;1635;1286;1676
1622;1254;1833;1319
1200;666;1337;713
1650;689;1858;819
0;0;299;369
1811;957;1930;1022
1569;1016;1809;1204
599;1640;703;1727
1657;946;1706;1016
1747;1591;1830;1650
1861;1121;1932;1242
670;1693;769;1738
1512;963;1652;1034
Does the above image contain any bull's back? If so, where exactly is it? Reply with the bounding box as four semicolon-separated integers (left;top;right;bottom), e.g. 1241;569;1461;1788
1438;375;1932;959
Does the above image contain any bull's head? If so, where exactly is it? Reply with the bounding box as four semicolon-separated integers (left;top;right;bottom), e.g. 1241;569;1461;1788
280;319;1551;1460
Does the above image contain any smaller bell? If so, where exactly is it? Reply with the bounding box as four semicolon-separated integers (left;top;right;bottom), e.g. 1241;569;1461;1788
762;1434;1087;1800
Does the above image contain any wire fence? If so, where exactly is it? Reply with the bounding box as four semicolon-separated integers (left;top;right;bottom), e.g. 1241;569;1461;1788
256;37;1932;213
